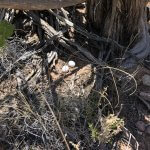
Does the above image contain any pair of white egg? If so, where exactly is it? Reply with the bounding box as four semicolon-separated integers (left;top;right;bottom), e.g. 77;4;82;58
62;61;76;73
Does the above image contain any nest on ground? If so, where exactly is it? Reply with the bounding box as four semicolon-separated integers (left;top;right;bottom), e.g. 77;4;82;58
0;2;149;149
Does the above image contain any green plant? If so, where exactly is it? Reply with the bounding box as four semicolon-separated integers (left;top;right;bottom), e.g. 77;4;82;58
89;114;124;143
89;123;99;141
0;20;14;47
99;114;124;143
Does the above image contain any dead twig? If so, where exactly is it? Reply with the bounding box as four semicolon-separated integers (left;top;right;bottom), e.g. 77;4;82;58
37;87;71;150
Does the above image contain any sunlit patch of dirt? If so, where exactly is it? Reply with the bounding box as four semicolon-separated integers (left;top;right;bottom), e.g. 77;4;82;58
52;59;94;98
117;140;134;150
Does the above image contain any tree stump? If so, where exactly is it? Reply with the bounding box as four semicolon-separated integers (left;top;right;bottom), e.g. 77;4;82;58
87;0;150;68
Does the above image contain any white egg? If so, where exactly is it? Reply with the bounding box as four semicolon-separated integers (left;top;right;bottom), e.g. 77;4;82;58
68;60;76;68
62;65;69;73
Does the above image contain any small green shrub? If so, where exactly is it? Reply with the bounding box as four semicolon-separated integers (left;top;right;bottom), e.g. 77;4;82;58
89;123;99;141
89;114;124;143
0;20;14;47
99;114;124;143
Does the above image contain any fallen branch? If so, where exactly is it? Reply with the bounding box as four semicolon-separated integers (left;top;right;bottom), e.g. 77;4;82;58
49;9;125;50
0;0;85;10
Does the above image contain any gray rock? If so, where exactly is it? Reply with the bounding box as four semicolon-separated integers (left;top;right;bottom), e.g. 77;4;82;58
140;92;150;102
142;75;150;86
136;121;146;132
145;125;150;135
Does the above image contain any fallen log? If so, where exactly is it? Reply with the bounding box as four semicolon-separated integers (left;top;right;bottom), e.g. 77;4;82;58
0;0;85;10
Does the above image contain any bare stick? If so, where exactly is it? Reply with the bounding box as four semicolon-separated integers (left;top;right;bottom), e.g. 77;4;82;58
37;87;70;150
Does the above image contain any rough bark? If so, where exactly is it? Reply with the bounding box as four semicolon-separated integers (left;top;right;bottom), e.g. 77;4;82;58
0;0;85;10
87;0;145;42
87;0;150;68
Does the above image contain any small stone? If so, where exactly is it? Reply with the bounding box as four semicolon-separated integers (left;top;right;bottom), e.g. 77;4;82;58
62;65;69;73
142;75;150;86
68;60;76;68
145;125;150;135
136;121;146;132
140;92;150;102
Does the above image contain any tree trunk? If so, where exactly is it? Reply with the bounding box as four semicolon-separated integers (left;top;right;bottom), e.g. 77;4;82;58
87;0;150;68
87;0;145;46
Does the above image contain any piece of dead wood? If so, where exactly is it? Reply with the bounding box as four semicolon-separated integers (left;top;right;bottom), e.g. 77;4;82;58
0;0;85;10
27;11;106;67
48;9;125;50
